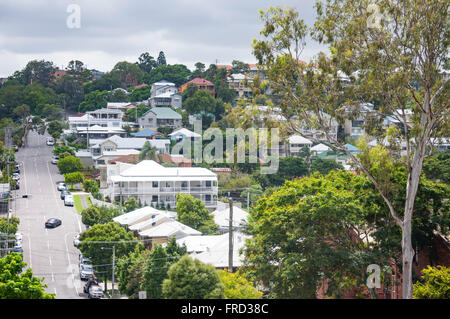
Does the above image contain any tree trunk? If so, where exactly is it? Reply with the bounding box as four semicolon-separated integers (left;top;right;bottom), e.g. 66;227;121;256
401;219;414;299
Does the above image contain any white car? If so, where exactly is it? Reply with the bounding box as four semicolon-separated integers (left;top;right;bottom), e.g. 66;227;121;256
57;182;66;191
12;173;20;181
64;195;74;206
79;264;94;280
15;232;23;242
46;138;54;146
51;156;59;164
73;234;80;247
88;285;103;299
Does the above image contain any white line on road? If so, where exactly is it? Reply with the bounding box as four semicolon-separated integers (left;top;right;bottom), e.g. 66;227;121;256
65;231;80;296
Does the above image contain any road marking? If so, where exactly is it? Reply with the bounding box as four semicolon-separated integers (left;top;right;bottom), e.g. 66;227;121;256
27;220;32;268
65;231;80;296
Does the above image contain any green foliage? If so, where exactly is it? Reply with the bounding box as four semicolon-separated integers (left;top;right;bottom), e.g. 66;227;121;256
252;156;308;189
141;238;187;299
108;89;130;102
423;151;450;184
53;145;75;157
143;64;191;87
111;61;144;88
218;270;263;299
129;87;150;102
57;155;84;174
139;141;158;161
311;158;344;175
81;205;121;227
176;194;218;235
157;51;167;66
0;253;55;299
47;120;63;139
183;90;224;119
64;171;84;188
162;255;224;299
78;90;108;112
117;248;151;299
136;52;157;73
413;266;450;299
123;197;140;213
0;216;20;235
84;178;99;194
79;222;143;279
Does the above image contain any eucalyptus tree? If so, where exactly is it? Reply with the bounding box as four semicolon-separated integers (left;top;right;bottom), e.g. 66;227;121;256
251;1;449;298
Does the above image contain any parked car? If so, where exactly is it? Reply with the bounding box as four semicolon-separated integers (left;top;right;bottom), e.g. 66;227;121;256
64;195;74;206
80;264;94;280
61;189;71;200
12;145;19;152
57;182;66;191
13;181;20;190
45;218;62;228
83;277;103;298
14;165;20;173
46;138;54;146
12;173;20;181
73;234;80;247
79;254;91;266
15;232;23;242
51;156;59;164
88;285;103;299
13;241;23;253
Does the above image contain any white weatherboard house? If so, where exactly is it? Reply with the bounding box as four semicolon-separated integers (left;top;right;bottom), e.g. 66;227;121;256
177;231;251;269
287;135;312;156
212;205;249;234
107;160;218;210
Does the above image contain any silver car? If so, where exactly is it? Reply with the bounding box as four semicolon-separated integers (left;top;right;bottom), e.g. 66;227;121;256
80;264;94;280
88;285;103;299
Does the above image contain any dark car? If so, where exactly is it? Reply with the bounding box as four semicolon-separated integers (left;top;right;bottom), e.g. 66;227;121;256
45;218;62;228
61;189;71;200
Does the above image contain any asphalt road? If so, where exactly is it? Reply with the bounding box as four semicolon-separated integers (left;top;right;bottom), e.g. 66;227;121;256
14;131;86;299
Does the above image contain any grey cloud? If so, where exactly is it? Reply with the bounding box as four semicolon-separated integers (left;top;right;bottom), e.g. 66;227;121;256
0;0;327;76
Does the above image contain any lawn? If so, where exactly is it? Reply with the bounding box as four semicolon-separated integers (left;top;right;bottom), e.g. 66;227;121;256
73;195;84;213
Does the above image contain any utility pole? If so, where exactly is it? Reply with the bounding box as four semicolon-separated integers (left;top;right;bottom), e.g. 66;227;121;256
3;127;11;254
63;95;67;121
228;198;233;273
112;245;115;299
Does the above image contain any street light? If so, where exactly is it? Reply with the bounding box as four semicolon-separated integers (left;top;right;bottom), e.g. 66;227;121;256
101;246;115;299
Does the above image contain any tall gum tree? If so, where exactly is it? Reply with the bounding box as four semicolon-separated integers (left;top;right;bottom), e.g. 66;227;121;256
251;1;449;299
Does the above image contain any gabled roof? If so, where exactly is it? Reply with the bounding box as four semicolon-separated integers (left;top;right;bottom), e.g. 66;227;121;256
178;232;250;268
147;107;182;120
139;220;201;238
169;128;201;138
186;78;214;87
130;129;158;137
311;143;330;152
113;206;168;226
212;206;248;228
289;135;312;145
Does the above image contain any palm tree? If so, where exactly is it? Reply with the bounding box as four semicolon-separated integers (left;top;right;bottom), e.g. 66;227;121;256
139;140;158;161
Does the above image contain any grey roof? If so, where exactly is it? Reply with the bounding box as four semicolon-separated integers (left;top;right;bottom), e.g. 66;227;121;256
142;107;182;120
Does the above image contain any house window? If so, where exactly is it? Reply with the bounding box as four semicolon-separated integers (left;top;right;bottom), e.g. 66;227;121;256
205;181;211;188
205;194;211;202
152;195;158;202
104;146;113;152
152;181;158;188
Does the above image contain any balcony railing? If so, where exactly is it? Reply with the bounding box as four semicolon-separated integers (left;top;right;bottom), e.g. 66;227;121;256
116;186;217;195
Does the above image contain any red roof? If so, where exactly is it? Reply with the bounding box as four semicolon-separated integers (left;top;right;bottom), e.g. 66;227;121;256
217;65;233;71
188;78;214;87
134;83;149;89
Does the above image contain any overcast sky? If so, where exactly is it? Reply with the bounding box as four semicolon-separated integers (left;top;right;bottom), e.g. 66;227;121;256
0;0;329;77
